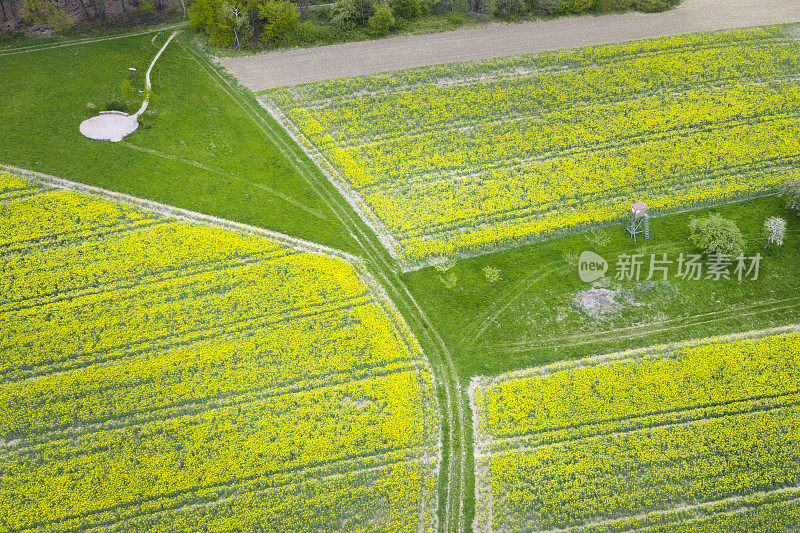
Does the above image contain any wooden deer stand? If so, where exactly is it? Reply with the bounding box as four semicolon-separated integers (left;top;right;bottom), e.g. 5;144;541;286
627;202;649;242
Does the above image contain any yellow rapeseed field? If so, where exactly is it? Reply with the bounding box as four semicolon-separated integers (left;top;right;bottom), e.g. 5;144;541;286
0;170;440;532
470;326;800;532
266;26;800;269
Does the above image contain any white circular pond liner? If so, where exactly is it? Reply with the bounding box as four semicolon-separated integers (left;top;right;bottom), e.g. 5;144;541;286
79;111;139;142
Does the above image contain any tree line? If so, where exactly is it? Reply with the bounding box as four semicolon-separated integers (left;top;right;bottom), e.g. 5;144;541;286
189;0;681;49
1;0;176;32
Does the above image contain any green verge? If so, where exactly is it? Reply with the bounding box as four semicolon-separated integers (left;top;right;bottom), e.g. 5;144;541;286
0;29;357;254
403;195;800;382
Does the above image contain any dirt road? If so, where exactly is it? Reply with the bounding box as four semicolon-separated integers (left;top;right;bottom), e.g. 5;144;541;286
218;0;800;91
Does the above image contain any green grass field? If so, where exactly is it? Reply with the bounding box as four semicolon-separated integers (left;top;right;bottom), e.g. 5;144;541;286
0;29;356;254
403;195;800;380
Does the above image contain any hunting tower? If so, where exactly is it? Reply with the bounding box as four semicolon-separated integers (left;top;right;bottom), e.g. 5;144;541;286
627;202;649;242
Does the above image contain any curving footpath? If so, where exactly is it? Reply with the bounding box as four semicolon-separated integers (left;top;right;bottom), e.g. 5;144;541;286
79;30;178;142
219;0;800;91
134;30;179;118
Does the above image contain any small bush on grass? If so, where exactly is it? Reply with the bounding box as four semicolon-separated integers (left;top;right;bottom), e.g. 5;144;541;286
103;100;132;114
688;214;745;256
137;112;156;129
781;178;800;215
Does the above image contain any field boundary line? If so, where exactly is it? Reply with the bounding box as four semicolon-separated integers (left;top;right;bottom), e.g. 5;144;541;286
458;260;561;349
341;72;800;150
82;451;436;533
0;247;298;314
469;363;800;533
480;391;800;457
22;446;428;533
392;157;795;242
479;324;800;386
1;292;373;384
277;34;796;106
462;239;689;350
0;164;359;263
179;37;459;532
0;22;188;56
1;217;171;254
368;108;800;195
259;97;403;261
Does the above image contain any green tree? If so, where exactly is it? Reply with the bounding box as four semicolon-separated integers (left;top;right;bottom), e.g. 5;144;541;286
256;0;300;45
764;217;786;248
559;0;591;13
633;0;676;12
21;0;74;31
136;0;155;14
367;3;394;35
482;265;501;283
688;214;745;256
221;2;253;48
439;271;458;290
781;178;800;215
593;0;632;11
470;0;494;15
585;228;610;251
121;78;135;109
331;0;373;28
143;87;159;112
189;0;236;46
391;0;419;20
493;0;525;18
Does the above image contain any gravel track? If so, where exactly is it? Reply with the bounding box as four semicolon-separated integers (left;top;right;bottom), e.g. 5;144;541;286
219;0;800;91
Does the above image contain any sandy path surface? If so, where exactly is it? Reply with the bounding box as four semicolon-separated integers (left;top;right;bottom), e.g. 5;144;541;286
218;0;800;91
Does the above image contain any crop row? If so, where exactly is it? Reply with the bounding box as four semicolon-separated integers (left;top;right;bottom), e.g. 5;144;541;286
274;27;788;106
1;370;435;532
0;171;440;532
475;328;800;441
267;26;800;268
471;327;800;532
1;221;288;307
278;38;800;143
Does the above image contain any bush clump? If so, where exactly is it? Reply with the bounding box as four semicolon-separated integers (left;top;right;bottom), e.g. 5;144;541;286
781;178;800;215
688;214;745;256
632;0;678;12
368;3;395;34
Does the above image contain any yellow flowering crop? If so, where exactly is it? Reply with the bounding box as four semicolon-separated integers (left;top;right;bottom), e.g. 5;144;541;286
0;171;440;532
470;326;800;532
265;26;800;269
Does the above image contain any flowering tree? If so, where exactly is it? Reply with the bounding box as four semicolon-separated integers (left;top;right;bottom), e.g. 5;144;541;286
764;216;786;248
